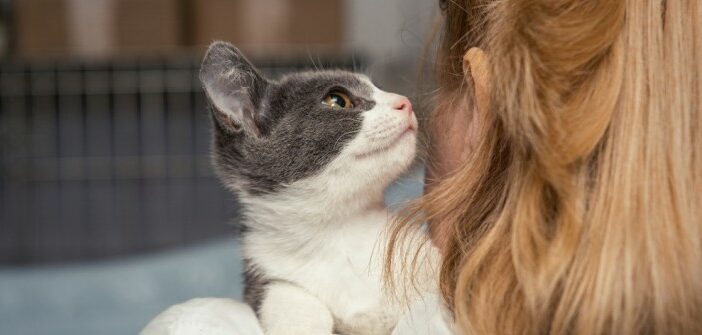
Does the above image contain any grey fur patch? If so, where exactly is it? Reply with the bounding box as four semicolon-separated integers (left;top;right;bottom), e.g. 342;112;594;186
201;41;376;195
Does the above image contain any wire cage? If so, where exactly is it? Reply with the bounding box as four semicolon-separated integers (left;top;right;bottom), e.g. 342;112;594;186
0;54;364;264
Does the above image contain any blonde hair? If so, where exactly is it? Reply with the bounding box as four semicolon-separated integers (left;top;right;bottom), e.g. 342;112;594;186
389;0;702;333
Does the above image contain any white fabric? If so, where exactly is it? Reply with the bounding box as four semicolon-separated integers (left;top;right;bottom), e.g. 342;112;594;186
141;295;453;335
141;298;264;335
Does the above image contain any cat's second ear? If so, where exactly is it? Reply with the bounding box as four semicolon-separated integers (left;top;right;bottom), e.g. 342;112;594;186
200;41;269;137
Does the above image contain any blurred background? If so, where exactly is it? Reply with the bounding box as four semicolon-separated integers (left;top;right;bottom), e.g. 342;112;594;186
0;0;435;334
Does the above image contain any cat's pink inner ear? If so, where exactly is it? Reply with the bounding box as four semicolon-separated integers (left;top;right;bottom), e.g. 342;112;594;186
202;77;256;135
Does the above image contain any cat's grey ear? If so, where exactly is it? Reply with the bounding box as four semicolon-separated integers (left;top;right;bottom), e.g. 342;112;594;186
200;41;269;137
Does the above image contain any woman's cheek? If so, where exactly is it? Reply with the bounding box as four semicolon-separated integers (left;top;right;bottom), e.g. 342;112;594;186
425;93;477;251
427;94;476;181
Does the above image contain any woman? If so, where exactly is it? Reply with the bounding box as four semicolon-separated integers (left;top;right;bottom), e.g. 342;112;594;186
144;0;702;334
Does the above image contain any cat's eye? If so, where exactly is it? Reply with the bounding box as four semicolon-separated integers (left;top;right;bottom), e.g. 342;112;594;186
322;91;354;109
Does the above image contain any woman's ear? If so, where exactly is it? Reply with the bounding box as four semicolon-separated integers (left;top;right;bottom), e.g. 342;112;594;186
462;47;490;118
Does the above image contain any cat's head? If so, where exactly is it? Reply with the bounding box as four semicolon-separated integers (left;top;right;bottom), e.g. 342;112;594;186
200;42;417;201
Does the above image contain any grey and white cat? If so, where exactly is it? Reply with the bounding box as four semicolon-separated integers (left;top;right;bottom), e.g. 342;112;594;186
200;41;437;335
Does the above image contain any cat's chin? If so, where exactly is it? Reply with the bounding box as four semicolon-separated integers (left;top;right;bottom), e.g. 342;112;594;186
354;128;416;160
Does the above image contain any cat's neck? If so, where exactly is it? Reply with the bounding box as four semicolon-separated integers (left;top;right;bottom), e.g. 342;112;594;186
239;186;386;233
239;187;389;263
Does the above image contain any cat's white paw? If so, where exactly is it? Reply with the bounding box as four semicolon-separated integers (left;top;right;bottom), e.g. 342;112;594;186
335;310;397;335
265;327;333;335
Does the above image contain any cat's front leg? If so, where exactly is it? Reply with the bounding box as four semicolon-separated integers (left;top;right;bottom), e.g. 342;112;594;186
334;307;398;335
259;281;335;335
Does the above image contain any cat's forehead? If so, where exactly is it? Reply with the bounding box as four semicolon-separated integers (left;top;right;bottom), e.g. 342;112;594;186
278;71;374;98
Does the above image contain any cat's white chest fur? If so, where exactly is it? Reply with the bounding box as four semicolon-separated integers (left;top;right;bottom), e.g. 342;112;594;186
243;206;405;335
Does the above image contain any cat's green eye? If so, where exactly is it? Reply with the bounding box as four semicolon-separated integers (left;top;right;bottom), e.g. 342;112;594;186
322;91;354;109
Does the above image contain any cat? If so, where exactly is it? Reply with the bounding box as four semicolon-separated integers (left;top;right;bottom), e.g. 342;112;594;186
200;41;438;335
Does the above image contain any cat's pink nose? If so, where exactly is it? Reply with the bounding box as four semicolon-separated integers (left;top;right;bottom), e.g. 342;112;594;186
391;95;413;115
